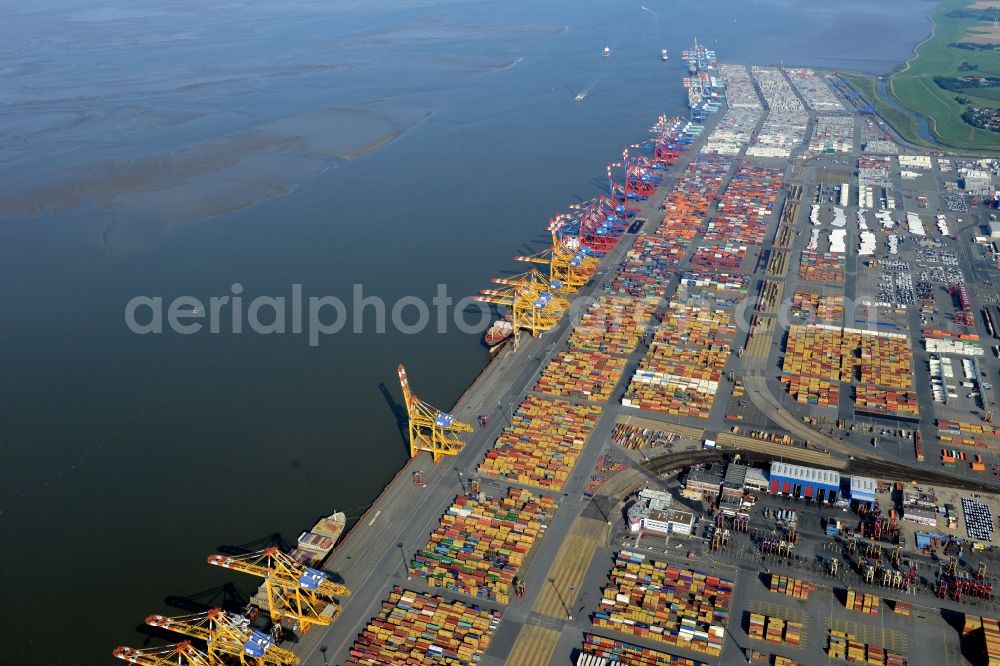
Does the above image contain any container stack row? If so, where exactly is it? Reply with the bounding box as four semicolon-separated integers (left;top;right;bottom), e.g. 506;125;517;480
623;302;735;418
346;587;500;666
678;272;750;308
938;419;1000;439
790;291;844;322
748;613;765;641
826;630;903;666
579;634;710;666
747;66;808;158
608;236;687;298
569;295;658;355
798;251;845;283
808;115;854;154
782;68;845;111
534;350;627;402
689;242;747;272
782;324;913;392
702;65;762;156
782;375;841;407
593;551;732;658
845;589;880;615
854;386;920;419
922;328;985;356
658;156;732;244
768;575;813;600
478;395;601;490
773;657;800;666
702;163;783;247
409;489;556;603
963;614;1000;666
749;614;803;646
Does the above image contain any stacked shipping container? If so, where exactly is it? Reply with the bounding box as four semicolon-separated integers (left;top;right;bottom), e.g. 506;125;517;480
569;295;658;355
844;589;880;615
593;551;732;658
346;587;500;665
409;489;556;603
579;634;710;666
768;575;813;600
798;251;845;282
478;395;601;490
534;350;628;402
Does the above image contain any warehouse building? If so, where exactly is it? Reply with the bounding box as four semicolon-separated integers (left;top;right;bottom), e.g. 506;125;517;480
848;476;877;507
768;462;840;502
684;465;724;500
962;168;993;196
720;464;749;515
903;506;938;527
627;505;694;535
745;467;769;492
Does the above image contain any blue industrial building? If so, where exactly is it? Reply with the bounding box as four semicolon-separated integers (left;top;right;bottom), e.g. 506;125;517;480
848;476;877;507
768;462;840;503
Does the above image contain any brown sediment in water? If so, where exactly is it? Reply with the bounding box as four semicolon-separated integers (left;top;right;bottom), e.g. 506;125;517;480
0;106;426;225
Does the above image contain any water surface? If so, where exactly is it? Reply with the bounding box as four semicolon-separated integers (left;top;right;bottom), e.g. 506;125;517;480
0;0;936;662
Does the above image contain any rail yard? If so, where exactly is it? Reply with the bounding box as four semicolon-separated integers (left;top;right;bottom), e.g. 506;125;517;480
112;45;1000;666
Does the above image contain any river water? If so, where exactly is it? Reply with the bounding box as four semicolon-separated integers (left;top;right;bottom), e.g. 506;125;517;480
0;0;935;662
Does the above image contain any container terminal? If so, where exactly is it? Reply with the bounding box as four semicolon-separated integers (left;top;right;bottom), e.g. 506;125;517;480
111;40;1000;666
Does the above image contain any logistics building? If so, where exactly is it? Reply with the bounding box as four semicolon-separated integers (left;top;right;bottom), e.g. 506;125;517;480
768;462;840;502
903;506;938;527
744;467;768;492
684;465;724;499
848;476;877;507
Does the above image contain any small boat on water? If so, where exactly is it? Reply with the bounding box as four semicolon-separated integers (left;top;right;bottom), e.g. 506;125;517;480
603;46;611;57
661;49;669;61
575;92;586;101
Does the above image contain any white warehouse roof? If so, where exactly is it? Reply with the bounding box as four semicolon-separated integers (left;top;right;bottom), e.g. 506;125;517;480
770;462;840;487
850;476;877;498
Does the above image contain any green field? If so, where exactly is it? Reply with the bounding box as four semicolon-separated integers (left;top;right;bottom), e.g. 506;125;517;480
888;0;1000;150
837;73;936;150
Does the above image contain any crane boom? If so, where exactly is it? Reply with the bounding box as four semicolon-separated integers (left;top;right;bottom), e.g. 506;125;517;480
207;547;349;633
398;364;473;463
146;609;299;665
113;642;213;666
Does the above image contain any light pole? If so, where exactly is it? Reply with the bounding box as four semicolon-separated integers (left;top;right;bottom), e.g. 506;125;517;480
398;542;411;580
320;646;328;665
548;577;572;620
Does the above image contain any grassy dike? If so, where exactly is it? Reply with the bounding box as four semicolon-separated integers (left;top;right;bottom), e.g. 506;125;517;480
838;72;936;150
841;0;1000;153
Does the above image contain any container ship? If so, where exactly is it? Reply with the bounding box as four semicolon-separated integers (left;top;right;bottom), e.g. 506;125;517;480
288;511;346;566
681;38;724;121
484;317;514;351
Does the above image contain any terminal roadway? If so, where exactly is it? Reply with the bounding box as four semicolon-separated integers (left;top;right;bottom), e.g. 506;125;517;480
291;103;1000;665
296;178;678;665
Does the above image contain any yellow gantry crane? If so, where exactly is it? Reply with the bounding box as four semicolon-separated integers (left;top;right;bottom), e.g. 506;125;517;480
475;269;570;337
114;642;213;666
207;548;350;633
513;221;599;293
398;364;474;463
146;609;299;665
